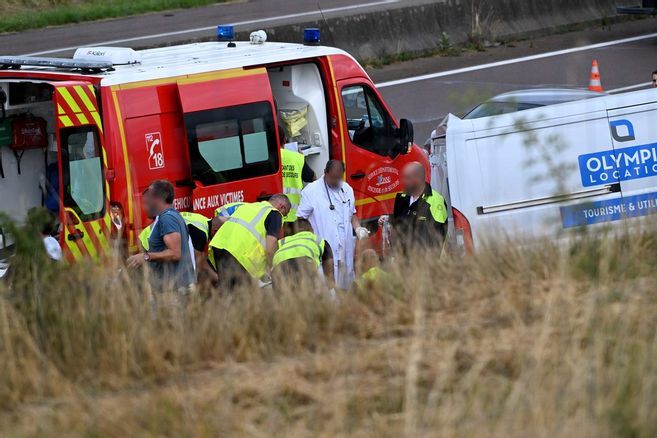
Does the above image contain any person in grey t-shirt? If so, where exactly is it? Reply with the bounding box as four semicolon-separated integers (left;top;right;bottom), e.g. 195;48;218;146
127;180;195;292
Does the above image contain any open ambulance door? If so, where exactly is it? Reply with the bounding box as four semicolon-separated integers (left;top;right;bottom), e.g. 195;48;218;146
53;82;111;262
178;69;282;217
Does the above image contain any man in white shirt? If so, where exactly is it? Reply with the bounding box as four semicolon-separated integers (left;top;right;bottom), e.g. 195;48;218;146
297;160;369;289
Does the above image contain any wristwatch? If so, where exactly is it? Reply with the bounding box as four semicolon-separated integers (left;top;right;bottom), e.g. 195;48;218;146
143;252;151;262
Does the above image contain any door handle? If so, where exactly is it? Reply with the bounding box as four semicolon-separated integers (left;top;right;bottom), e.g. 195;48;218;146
68;231;85;241
351;171;366;180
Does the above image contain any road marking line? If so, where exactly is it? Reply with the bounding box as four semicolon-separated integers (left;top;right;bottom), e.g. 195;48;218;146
608;82;652;93
21;0;399;56
376;32;657;89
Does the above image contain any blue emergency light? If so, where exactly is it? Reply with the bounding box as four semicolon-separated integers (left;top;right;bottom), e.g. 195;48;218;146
303;28;321;46
217;25;237;47
217;25;235;41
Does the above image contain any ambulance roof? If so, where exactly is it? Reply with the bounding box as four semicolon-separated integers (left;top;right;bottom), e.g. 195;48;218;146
98;41;346;87
0;41;348;86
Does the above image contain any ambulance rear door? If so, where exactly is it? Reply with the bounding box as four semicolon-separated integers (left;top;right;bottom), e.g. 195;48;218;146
178;68;282;217
53;82;111;262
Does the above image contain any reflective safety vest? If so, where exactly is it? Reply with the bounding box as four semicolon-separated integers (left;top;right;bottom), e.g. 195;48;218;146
208;201;278;278
138;211;209;251
214;202;244;218
355;267;388;291
272;231;325;269
281;148;304;223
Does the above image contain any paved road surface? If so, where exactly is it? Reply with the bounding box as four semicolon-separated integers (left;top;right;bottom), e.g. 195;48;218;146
0;0;438;57
372;19;657;143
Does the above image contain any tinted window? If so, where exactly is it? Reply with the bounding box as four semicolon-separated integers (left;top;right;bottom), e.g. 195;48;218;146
186;102;278;185
61;126;105;221
342;85;396;157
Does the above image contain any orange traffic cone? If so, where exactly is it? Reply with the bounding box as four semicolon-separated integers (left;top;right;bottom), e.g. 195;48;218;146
588;59;603;92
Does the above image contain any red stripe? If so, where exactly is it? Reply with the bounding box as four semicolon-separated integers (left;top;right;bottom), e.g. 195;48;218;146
81;220;103;256
66;224;89;258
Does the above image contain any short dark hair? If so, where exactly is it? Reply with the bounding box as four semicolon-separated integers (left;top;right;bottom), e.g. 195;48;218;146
270;193;292;210
324;159;345;173
653;70;657;78
148;180;175;204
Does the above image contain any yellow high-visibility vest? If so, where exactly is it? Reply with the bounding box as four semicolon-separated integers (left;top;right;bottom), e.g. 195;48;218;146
272;231;325;269
208;201;278;278
281;148;304;223
138;211;209;251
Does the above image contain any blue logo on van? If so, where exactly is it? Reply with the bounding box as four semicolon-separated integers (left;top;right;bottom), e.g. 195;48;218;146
610;119;635;142
578;120;657;187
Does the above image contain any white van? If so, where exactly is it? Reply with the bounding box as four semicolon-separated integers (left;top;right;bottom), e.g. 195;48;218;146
436;88;657;251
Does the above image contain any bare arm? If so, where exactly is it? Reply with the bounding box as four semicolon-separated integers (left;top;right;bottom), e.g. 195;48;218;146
148;232;182;262
265;235;278;267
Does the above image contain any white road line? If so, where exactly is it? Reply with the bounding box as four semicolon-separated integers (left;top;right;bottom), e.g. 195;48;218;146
22;0;399;56
608;82;652;93
376;32;657;89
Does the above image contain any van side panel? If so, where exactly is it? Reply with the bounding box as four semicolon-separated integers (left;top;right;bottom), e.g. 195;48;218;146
448;101;622;246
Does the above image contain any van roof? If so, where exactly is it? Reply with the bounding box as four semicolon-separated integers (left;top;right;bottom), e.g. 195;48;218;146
0;41;346;87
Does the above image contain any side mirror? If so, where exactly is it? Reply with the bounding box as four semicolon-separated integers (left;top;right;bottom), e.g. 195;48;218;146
399;118;414;154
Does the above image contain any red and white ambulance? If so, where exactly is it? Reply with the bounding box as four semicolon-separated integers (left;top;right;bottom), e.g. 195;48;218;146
0;28;426;262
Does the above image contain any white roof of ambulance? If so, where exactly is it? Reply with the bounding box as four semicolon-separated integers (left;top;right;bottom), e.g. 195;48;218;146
97;41;347;87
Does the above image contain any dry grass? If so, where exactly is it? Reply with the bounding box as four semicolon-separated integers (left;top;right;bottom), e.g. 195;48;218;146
2;219;657;436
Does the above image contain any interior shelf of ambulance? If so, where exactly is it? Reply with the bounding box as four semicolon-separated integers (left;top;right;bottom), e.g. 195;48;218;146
268;63;329;178
0;81;57;249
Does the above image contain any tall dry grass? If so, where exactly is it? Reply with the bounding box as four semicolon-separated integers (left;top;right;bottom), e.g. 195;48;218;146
2;217;657;436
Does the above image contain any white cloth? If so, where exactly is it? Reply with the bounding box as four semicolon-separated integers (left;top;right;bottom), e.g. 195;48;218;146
297;176;357;289
43;236;62;261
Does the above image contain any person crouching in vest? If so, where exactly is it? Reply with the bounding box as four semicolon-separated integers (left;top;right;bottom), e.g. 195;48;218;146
208;194;291;290
281;147;315;227
272;218;334;290
379;162;448;255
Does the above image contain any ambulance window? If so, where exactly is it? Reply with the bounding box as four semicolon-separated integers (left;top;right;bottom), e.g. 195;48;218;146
60;126;105;221
186;102;278;185
342;85;395;156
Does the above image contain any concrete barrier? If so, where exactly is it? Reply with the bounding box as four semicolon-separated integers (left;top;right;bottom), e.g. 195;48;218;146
224;0;619;61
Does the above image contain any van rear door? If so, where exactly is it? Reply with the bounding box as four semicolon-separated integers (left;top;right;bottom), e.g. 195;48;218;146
53;82;111;262
178;68;282;217
606;96;657;224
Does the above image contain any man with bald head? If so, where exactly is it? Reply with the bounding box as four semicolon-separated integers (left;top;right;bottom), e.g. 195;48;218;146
380;161;448;251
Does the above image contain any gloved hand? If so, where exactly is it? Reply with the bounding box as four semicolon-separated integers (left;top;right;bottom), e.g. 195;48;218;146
355;226;370;240
378;215;389;226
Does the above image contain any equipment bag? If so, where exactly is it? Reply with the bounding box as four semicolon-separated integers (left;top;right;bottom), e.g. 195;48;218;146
11;115;47;175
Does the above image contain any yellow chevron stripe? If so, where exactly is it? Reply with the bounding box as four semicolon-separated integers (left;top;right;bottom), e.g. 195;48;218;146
76;111;89;125
60;116;74;127
58;87;82;114
104;213;112;230
90;111;103;132
80;231;98;260
74;85;96;112
65;235;83;261
94;221;110;253
57;104;66;115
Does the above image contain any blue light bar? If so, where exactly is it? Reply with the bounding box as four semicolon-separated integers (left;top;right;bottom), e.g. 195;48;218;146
303;28;321;46
217;25;235;42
